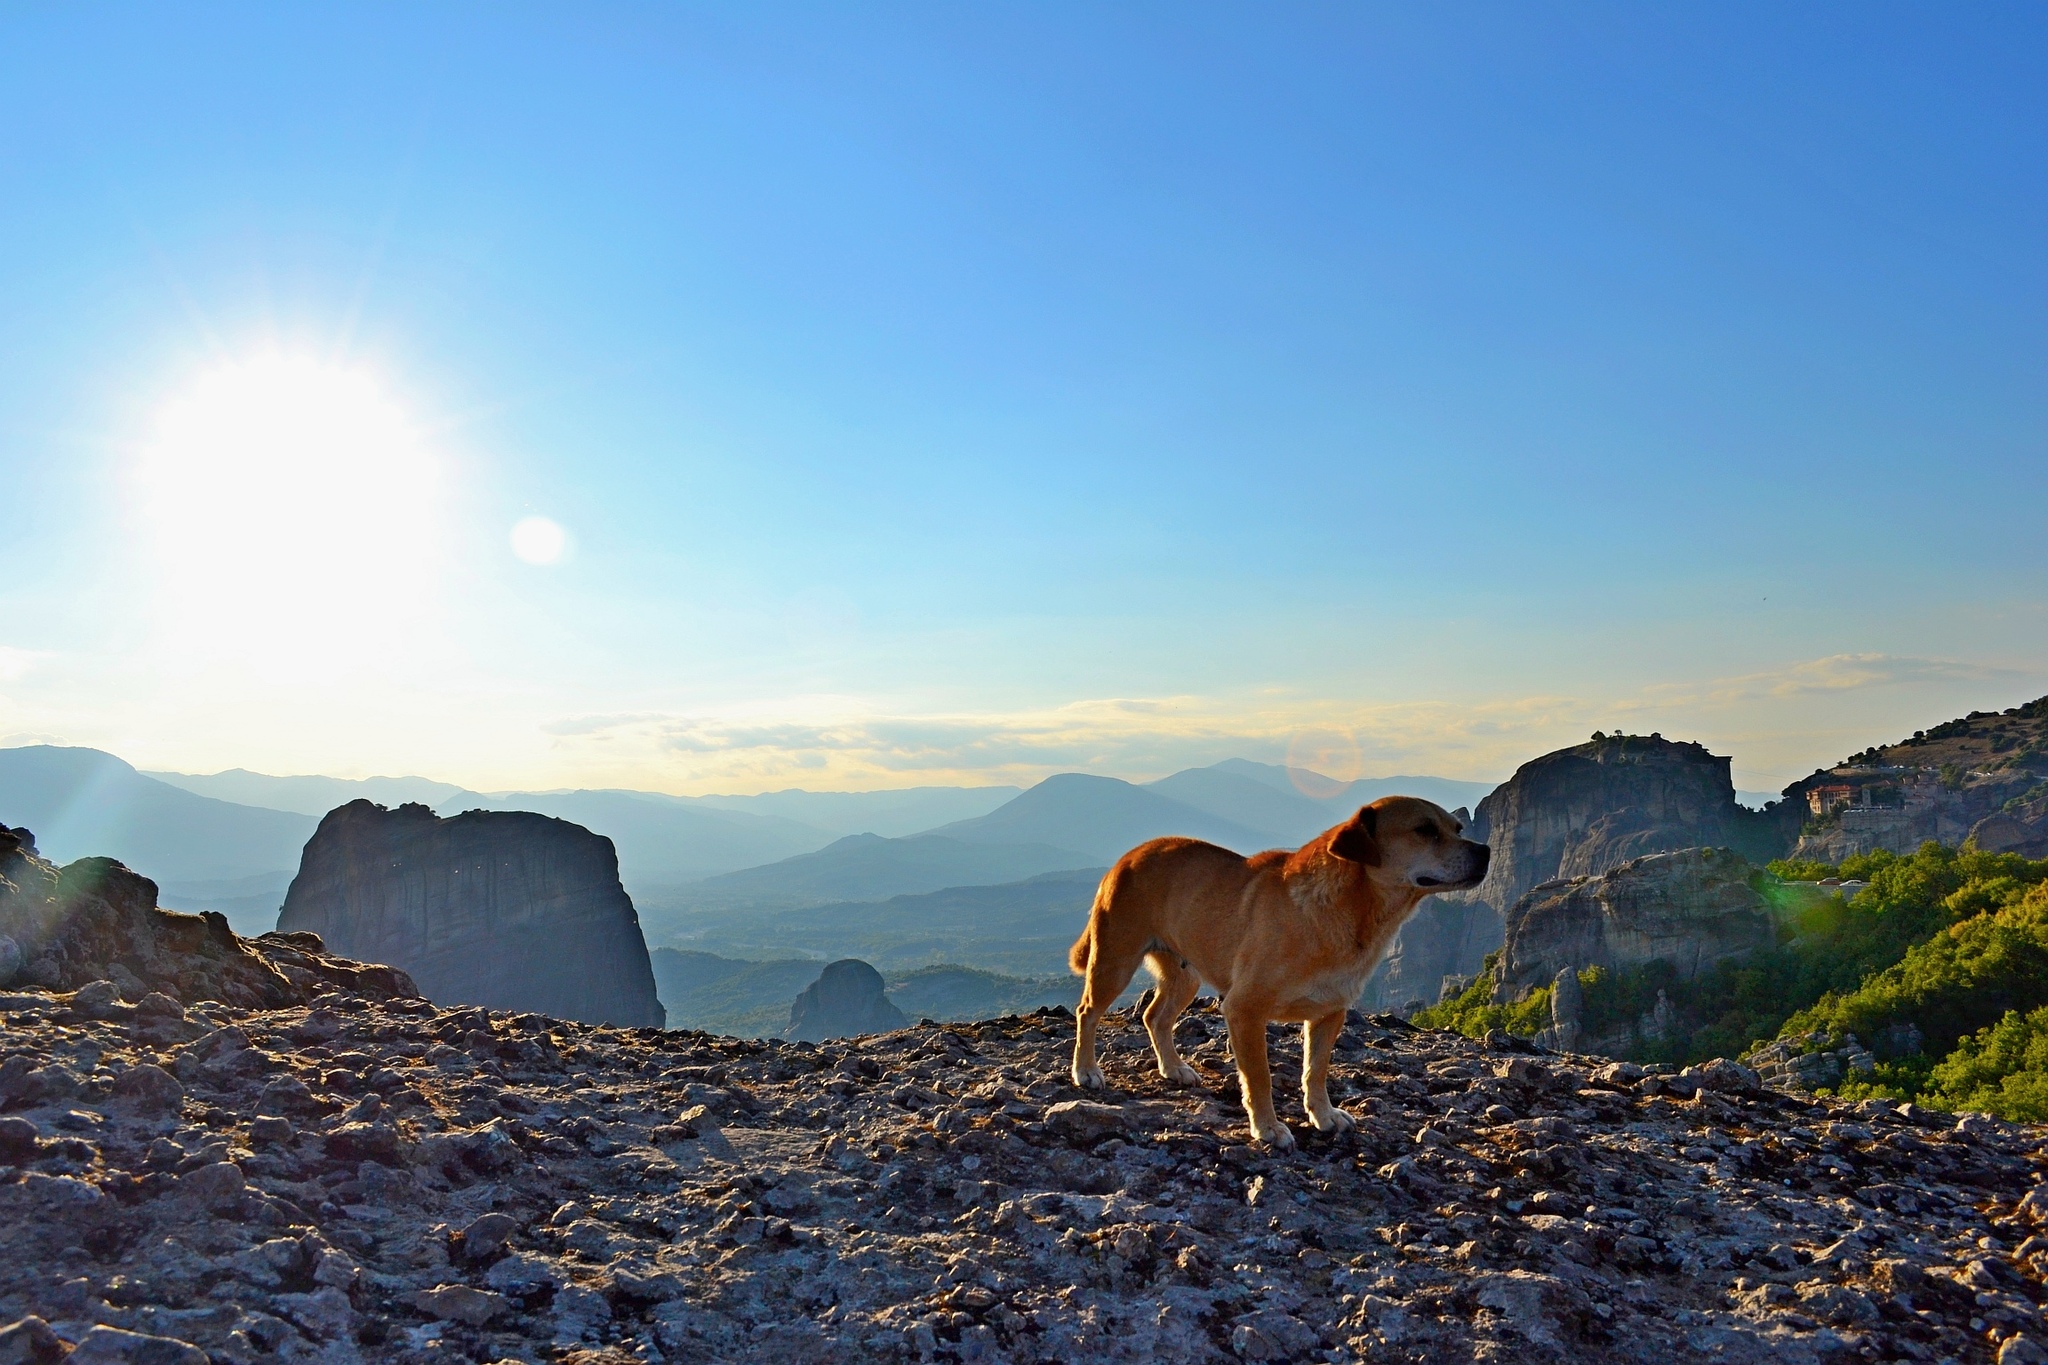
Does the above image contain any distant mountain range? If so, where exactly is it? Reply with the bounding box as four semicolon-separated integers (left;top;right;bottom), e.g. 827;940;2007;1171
143;768;473;816
649;948;1081;1038
646;833;1094;925
145;768;1023;886
0;747;316;933
7;743;1500;950
688;786;1020;838
653;868;1105;975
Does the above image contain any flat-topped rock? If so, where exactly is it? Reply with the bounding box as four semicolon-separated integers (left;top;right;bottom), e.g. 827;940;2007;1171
277;800;663;1028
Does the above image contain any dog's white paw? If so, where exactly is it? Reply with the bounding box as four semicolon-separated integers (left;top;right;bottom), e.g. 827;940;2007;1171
1162;1062;1201;1086
1251;1117;1296;1150
1072;1063;1107;1089
1308;1104;1355;1134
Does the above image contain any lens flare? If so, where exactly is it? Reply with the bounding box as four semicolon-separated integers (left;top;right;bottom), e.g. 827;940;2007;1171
511;516;567;565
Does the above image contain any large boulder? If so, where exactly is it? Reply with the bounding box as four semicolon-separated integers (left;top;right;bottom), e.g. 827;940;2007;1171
1367;734;1780;1008
276;802;664;1028
1492;846;1775;1000
0;825;417;1006
785;959;907;1043
1967;781;2048;859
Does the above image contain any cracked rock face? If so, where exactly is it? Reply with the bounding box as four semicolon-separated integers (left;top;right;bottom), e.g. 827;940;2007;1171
1494;847;1777;998
0;932;2043;1365
276;802;664;1030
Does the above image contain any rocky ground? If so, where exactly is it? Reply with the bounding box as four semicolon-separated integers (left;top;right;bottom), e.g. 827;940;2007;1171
3;835;2045;1365
3;970;2047;1365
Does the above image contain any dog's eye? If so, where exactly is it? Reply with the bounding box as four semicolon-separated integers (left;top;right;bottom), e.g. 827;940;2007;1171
1415;824;1437;839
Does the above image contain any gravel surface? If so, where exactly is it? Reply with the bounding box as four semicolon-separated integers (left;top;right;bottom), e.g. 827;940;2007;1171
2;971;2045;1365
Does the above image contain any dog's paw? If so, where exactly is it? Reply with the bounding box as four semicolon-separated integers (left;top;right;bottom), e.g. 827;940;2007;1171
1307;1105;1355;1134
1161;1062;1201;1086
1071;1063;1107;1089
1250;1117;1296;1150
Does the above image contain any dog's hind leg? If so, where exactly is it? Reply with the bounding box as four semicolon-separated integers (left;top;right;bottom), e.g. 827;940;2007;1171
1072;920;1145;1090
1222;992;1293;1149
1302;1009;1355;1133
1142;952;1203;1085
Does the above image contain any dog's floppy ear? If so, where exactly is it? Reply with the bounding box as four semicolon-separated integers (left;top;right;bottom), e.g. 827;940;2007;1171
1329;805;1381;866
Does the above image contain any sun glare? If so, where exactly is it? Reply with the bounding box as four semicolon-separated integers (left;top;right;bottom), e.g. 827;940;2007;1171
137;354;443;669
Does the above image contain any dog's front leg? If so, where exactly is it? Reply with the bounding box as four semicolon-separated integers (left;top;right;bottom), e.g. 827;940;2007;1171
1071;1004;1107;1089
1223;994;1293;1149
1302;1010;1354;1133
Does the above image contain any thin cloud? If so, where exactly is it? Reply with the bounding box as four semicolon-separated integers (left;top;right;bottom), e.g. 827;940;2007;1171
0;647;50;683
530;649;2042;795
541;693;1601;790
1710;653;2019;703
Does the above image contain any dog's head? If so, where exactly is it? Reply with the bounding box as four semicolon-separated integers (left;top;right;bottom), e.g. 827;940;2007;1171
1328;796;1489;891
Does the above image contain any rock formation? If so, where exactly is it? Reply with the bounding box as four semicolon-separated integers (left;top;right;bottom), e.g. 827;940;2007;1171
1491;847;1776;1000
0;824;417;1008
1971;788;2048;859
785;957;909;1042
276;801;664;1028
1368;734;1782;1008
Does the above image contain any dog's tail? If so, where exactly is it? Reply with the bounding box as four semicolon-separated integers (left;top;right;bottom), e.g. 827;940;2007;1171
1068;866;1119;975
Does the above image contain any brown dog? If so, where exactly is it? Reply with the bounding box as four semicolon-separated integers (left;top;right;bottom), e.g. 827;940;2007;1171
1067;796;1488;1148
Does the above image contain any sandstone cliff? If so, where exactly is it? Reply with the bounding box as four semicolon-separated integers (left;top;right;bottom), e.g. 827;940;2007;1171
277;801;664;1028
784;958;909;1042
1492;848;1775;999
1368;734;1780;1009
1971;785;2048;859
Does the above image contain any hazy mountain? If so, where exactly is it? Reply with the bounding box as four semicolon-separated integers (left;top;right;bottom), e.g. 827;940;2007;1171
927;773;1274;863
657;867;1104;974
0;746;314;896
691;786;1022;838
648;950;827;1038
153;872;298;937
1142;765;1336;845
1211;759;1494;817
648;947;1084;1038
145;768;474;818
643;834;1092;931
886;964;1078;1020
146;769;1017;880
452;789;831;884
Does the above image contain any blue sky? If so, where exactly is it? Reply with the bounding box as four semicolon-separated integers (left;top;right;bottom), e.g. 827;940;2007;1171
0;4;2043;794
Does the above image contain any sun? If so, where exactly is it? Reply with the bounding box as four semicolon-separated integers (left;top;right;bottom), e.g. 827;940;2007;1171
137;353;444;668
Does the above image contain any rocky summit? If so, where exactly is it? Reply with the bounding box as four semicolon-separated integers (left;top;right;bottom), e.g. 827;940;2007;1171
0;825;417;1009
277;802;665;1030
1369;733;1782;1012
0;916;2044;1365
